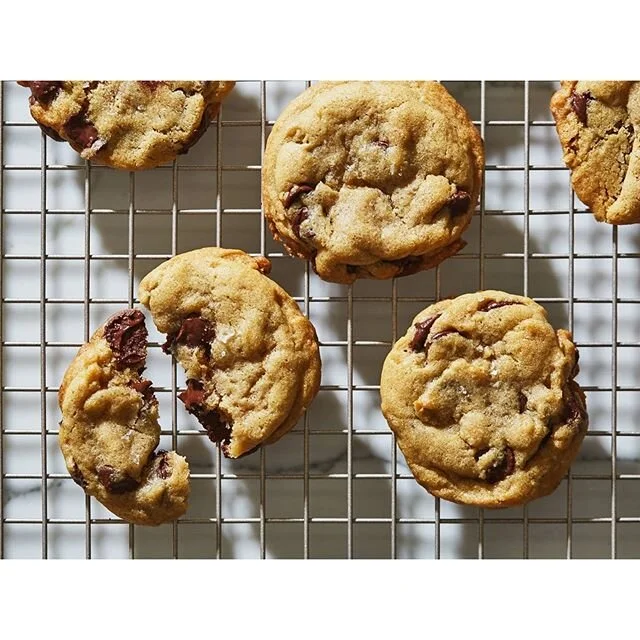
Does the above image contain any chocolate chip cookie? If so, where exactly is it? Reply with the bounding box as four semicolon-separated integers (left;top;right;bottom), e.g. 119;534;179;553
18;81;235;170
58;309;190;525
380;291;588;508
551;81;640;224
138;247;321;458
262;81;484;284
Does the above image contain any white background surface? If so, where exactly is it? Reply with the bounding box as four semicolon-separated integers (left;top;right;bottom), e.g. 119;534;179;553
2;80;639;558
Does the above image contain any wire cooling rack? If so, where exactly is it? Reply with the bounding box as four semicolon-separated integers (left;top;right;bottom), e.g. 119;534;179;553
1;80;639;559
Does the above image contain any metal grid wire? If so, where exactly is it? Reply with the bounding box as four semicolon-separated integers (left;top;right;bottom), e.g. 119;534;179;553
1;80;639;559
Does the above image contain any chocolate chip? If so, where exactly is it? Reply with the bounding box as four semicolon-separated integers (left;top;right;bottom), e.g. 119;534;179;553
292;207;310;238
346;264;359;274
23;81;63;105
477;299;522;312
485;447;516;484
64;113;105;151
178;378;206;409
518;391;527;413
409;314;441;352
104;309;148;371
178;379;232;448
96;465;138;494
163;316;214;354
70;462;87;489
373;140;389;149
284;184;313;208
447;190;471;216
129;378;156;404
571;90;594;126
154;451;171;480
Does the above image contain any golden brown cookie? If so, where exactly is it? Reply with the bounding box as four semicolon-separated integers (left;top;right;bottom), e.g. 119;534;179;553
551;81;640;224
380;290;588;508
58;309;190;525
18;81;235;170
262;81;484;284
138;247;321;458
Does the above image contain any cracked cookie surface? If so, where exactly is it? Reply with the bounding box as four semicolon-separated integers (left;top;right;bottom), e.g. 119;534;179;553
262;81;484;284
380;290;588;507
58;309;190;525
551;81;640;224
18;81;235;170
138;247;321;458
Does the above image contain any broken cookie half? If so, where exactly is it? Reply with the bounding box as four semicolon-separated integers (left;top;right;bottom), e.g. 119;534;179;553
138;247;322;459
58;309;189;526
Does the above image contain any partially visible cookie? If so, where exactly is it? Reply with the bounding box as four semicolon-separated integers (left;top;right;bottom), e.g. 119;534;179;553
380;290;588;508
262;81;484;284
58;309;190;525
550;81;640;224
18;81;235;170
138;247;321;458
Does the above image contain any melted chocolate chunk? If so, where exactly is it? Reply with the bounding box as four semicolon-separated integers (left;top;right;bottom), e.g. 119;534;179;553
571;90;594;126
24;81;63;105
154;450;171;480
518;391;527;413
485;447;516;484
163;316;214;353
292;207;310;238
448;190;471;216
129;378;156;403
178;379;232;448
104;309;148;371
373;139;389;149
96;465;138;494
70;462;87;489
64;113;104;150
284;184;313;208
178;378;206;408
477;299;522;312
409;315;441;352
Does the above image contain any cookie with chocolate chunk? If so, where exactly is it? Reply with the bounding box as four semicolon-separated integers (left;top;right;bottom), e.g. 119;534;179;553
58;309;190;525
18;81;235;170
380;290;588;508
138;247;321;458
551;81;640;224
262;81;484;284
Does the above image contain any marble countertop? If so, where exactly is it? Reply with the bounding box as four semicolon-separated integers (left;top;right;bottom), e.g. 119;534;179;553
2;80;639;558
